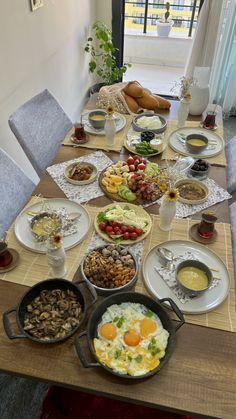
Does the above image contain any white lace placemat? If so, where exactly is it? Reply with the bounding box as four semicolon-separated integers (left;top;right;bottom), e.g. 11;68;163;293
157;177;231;218
47;151;113;204
154;251;220;304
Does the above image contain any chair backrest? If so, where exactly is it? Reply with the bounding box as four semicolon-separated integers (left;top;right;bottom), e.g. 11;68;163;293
8;89;73;177
0;148;35;239
226;136;236;194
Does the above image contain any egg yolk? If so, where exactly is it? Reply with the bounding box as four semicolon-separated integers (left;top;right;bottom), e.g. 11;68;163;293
124;330;141;346
140;317;157;338
99;323;117;341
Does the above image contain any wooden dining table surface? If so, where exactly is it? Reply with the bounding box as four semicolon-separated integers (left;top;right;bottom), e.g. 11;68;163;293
0;99;235;419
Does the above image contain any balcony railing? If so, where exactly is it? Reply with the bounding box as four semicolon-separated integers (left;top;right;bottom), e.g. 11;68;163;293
124;0;204;38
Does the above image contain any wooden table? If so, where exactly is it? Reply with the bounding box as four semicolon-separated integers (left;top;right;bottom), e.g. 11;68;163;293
1;101;235;419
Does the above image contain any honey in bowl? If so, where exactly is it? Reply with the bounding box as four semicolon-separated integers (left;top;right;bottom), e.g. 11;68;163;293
177;266;208;291
90;115;105;121
187;139;206;147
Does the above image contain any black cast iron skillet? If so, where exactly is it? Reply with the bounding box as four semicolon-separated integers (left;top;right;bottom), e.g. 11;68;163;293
75;291;184;379
3;278;97;344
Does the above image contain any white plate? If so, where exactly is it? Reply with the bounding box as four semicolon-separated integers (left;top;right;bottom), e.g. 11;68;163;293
168;127;224;158
124;130;167;157
14;198;91;254
82;111;126;136
143;240;230;314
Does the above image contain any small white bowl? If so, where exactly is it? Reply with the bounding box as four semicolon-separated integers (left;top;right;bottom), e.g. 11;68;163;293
132;112;167;134
64;162;97;185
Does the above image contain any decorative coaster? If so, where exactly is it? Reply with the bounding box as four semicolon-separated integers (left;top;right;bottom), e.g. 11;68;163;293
189;223;218;244
0;249;20;273
199;122;218;131
70;134;89;145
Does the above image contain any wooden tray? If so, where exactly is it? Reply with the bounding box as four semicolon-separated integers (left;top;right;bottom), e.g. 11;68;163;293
99;168;163;206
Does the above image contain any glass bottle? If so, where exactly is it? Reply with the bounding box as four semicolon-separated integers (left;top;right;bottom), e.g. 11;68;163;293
104;115;116;147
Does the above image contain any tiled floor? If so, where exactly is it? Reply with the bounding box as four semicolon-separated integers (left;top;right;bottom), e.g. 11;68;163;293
123;63;184;96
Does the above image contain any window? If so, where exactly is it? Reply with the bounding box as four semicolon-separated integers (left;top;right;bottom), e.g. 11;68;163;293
173;0;184;10
132;12;145;24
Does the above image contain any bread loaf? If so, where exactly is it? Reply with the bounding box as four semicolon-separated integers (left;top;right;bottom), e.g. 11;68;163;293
154;95;171;109
136;91;160;110
123;81;143;98
122;92;140;113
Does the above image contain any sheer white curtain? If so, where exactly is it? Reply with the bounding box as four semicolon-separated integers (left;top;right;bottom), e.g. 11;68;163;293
184;0;224;78
210;0;236;116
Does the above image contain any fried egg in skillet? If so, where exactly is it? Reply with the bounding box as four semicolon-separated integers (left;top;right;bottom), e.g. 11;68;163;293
94;303;169;376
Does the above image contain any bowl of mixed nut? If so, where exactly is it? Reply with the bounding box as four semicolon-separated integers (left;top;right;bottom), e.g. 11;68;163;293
2;278;97;343
81;244;138;295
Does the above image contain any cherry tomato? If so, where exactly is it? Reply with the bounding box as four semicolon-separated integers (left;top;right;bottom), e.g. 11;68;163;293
135;228;144;236
127;156;134;165
111;221;119;227
123;232;130;240
106;225;114;233
109;231;116;236
130;232;138;240
99;222;107;231
127;225;135;233
133;155;140;162
113;226;121;233
115;229;122;235
121;225;128;233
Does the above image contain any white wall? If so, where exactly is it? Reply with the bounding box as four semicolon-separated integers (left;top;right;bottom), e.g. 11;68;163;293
124;34;193;68
0;0;96;183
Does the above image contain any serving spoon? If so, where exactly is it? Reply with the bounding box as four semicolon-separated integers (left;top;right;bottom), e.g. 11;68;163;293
156;247;174;271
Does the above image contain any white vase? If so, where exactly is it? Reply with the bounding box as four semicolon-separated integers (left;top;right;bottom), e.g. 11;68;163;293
156;20;173;37
159;199;176;231
189;85;210;116
104;115;116;147
177;99;190;128
47;244;67;278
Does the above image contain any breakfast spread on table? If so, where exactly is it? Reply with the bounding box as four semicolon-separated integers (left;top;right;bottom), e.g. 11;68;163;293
2;94;234;391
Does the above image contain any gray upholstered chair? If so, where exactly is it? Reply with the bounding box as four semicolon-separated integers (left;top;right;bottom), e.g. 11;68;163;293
8;89;73;178
0;148;35;239
230;201;236;279
226;136;236;194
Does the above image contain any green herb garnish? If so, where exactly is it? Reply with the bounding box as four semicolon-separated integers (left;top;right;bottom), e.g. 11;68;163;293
135;355;143;363
145;309;154;318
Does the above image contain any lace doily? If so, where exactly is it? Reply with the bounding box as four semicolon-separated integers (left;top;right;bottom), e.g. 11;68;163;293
157;177;231;218
28;207;79;240
154;251;220;304
47;151;113;204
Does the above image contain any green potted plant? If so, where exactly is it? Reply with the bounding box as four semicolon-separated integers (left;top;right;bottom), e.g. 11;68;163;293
156;2;173;37
85;21;131;93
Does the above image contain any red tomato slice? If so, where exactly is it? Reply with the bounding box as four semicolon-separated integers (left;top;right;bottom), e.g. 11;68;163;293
130;232;138;240
135;228;144;236
99;222;107;231
123;232;130;240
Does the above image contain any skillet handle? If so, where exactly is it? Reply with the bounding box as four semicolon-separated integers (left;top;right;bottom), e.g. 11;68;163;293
159;297;185;331
75;331;100;368
74;280;97;308
3;308;26;340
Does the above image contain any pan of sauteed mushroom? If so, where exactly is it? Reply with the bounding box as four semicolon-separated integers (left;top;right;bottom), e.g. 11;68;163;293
2;278;97;344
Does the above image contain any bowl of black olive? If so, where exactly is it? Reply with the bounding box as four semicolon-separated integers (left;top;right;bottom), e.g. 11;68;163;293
140;130;155;142
188;159;210;180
